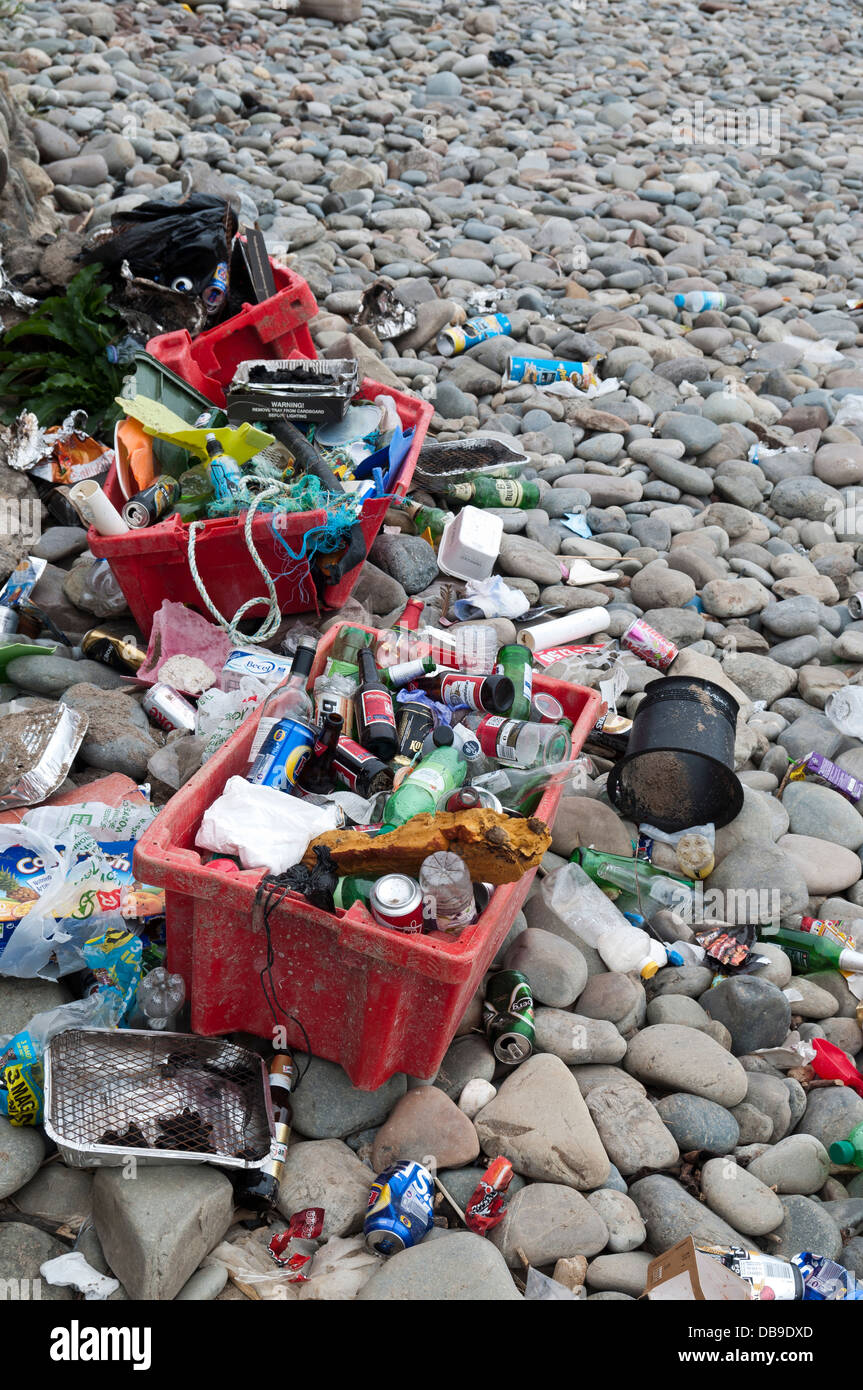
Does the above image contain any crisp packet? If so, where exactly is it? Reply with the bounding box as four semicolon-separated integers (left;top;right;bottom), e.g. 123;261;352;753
268;1208;325;1280
82;927;142;1020
0;1031;43;1125
783;751;863;805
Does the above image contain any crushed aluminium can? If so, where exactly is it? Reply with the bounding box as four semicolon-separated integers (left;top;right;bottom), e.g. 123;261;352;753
142;682;197;734
364;1160;435;1256
482;969;535;1065
620;617;679;672
505;356;596;388
121;476;180;529
437;313;511;358
465;1157;514;1235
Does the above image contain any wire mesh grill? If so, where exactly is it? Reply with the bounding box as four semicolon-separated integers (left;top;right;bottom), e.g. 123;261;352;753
44;1031;271;1168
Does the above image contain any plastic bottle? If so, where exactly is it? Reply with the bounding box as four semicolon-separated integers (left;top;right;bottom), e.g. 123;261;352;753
595;920;670;980
419;851;477;936
130;968;185;1030
381;746;466;828
106;333;146;366
825;688;863;738
829;1123;863;1168
673;291;727;312
206;433;243;501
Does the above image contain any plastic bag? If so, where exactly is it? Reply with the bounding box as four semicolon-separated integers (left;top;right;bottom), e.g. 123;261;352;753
40;1253;119;1300
195;677;267;763
0;986;124;1123
82;194;237;298
450;576;530;622
195;776;341;873
0;826;128;980
298;1236;379;1301
524;1266;583;1300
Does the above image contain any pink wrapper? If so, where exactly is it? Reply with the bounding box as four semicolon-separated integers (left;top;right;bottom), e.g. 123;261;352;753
132;601;233;696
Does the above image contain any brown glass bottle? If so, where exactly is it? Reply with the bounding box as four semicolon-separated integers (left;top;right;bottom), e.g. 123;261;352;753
233;1053;296;1212
355;648;398;760
295;713;343;795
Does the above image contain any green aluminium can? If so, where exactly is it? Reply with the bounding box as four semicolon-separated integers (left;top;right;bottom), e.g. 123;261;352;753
482;969;535;1065
495;644;533;721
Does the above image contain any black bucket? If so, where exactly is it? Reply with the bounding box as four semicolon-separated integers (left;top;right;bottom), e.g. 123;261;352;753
607;676;744;832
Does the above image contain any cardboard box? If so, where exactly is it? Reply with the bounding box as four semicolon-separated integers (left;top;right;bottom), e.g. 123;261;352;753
642;1237;752;1301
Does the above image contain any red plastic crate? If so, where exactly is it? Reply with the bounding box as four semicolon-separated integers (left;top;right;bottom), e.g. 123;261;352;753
145;265;318;406
87;379;432;637
134;623;602;1090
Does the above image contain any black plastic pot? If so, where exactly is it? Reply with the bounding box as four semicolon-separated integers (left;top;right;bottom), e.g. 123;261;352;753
607;675;743;832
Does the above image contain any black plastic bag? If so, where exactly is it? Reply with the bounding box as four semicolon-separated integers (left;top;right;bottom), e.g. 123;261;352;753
82;195;238;297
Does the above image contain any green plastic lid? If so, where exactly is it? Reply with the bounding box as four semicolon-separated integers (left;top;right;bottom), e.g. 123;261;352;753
830;1140;856;1164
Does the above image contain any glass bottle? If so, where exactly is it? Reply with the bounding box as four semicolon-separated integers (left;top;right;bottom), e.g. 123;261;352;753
246;636;316;765
381;745;466;828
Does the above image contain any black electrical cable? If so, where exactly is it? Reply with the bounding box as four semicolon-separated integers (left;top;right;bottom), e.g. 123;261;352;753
254;874;312;1087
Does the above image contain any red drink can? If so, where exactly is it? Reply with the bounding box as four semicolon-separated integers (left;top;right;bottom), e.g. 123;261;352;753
142;682;197;734
620;618;678;672
369;875;424;933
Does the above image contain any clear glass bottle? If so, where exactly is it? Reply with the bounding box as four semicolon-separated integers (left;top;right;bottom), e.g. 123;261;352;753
246;636;316;765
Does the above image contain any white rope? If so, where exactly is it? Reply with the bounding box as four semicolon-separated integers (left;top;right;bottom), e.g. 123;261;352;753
186;483;292;643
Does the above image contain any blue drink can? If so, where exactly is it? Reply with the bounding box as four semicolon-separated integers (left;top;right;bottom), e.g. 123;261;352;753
246;716;316;791
364;1160;435;1256
506;355;595;388
437;313;511;358
203;260;229;311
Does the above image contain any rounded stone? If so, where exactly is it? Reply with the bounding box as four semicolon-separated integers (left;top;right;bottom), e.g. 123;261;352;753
698;976;792;1056
700;1157;785;1237
503;928;588;1008
653;1094;740;1155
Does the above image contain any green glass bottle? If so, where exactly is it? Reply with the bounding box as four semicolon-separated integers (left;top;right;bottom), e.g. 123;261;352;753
380;746;466;828
442;476;541;509
333;876;380;910
496;644;533;720
763;926;863;975
830;1122;863;1168
401;499;453;544
572;848;695;914
331;626;374;666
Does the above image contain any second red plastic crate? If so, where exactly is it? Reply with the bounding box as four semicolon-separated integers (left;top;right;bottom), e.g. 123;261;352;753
134;623;602;1089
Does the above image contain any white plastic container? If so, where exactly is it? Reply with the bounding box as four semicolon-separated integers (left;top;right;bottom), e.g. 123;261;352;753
437;505;503;582
596;921;669;979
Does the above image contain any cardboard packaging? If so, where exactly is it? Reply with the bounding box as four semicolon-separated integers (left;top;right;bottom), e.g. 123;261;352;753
642;1237;752;1301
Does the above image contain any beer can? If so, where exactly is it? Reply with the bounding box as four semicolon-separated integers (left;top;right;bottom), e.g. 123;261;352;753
313;675;354;737
142;682;197;734
122;476;181;529
506;356;596;388
0;604;18;635
437;785;503;814
396;700;435;761
848;593;863;620
369;874;424;933
203;260;229;311
81;628;147;673
364;1160;435;1257
437;313;511;358
620;617;678;672
247;716;316;791
482;969;535;1065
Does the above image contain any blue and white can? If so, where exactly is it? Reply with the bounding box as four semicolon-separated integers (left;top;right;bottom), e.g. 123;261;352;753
437;313;511;357
364;1160;435;1256
506;355;595;387
246;716;316;791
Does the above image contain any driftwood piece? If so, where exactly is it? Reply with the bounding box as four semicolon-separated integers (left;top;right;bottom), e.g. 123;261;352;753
302;809;551;884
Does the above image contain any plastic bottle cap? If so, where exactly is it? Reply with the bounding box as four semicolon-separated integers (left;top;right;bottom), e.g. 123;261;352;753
640;959;660;979
667;948;684;967
830;1140;856;1164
